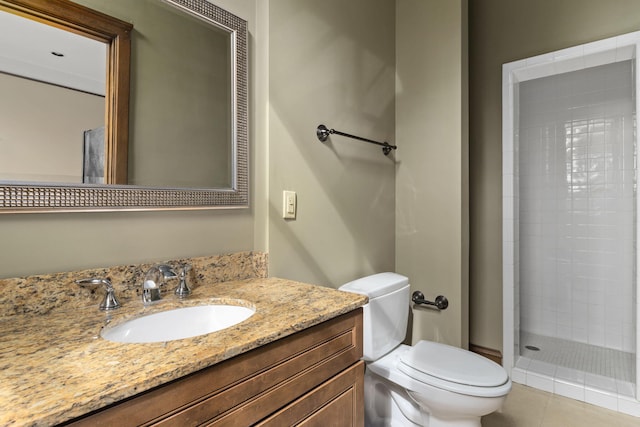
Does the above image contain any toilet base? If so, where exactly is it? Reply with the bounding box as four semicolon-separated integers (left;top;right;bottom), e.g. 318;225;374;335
364;370;487;427
406;386;506;427
422;416;480;427
364;369;425;426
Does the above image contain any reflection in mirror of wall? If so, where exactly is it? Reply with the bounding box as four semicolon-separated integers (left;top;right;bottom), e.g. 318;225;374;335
78;0;236;189
0;0;248;212
0;73;106;183
123;0;233;189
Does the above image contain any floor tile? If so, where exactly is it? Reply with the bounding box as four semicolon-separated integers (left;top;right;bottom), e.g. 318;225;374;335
482;383;640;427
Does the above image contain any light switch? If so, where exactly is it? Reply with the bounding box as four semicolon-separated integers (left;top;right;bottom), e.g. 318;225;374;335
283;190;297;219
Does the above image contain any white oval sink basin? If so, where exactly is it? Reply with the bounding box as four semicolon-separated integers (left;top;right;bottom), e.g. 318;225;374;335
101;304;255;344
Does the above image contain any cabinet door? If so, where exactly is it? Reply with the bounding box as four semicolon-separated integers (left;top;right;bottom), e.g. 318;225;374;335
256;361;364;427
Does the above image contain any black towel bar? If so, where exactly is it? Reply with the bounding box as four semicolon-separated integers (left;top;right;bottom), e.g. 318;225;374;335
316;124;397;156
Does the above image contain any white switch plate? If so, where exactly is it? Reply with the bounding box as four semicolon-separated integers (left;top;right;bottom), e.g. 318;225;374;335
283;190;296;219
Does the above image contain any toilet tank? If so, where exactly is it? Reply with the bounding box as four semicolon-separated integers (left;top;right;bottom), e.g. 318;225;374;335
339;272;410;361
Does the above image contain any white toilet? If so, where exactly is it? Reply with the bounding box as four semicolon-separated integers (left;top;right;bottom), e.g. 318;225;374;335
339;272;511;427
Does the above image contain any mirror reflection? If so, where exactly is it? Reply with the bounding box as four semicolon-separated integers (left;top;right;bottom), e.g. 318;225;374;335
0;10;107;184
125;0;233;189
1;0;234;189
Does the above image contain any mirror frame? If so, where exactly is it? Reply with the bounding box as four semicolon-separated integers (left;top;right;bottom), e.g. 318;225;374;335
0;0;249;212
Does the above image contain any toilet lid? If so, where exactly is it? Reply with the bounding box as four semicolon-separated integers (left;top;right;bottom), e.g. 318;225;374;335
399;341;508;387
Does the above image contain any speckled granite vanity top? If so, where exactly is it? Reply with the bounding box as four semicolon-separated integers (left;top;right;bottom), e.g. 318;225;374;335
0;254;367;426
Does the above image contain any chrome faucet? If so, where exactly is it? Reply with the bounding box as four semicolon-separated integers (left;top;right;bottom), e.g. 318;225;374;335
142;264;178;304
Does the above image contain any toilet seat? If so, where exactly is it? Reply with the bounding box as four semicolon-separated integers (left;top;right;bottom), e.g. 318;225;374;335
398;340;509;395
369;344;511;399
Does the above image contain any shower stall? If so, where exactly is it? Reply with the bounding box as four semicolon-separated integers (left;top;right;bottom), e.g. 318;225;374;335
502;32;640;416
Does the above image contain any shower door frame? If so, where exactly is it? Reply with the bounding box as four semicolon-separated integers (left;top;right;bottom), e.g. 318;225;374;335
502;31;640;399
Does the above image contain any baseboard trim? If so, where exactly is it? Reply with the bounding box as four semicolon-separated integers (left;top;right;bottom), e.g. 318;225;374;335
469;343;502;365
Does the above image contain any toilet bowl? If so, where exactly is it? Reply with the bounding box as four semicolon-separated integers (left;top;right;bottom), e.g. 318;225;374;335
339;273;511;427
368;344;510;427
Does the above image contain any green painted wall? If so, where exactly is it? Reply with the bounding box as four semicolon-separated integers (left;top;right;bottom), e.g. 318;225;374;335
267;0;397;287
396;0;469;347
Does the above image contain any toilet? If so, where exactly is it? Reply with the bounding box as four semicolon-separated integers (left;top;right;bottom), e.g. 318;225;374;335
339;272;511;427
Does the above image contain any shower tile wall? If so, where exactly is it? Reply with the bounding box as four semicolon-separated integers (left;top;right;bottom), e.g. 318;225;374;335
518;60;636;353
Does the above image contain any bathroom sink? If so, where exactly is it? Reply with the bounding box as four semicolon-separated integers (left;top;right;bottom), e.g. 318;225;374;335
101;304;255;344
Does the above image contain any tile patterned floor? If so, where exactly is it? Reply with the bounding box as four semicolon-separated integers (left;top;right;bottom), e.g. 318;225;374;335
520;331;635;382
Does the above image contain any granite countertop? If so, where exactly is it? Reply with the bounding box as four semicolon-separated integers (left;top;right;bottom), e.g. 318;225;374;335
0;277;367;426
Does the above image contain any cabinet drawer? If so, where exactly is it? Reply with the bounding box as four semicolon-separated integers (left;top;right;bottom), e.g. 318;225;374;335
256;361;364;427
68;309;362;427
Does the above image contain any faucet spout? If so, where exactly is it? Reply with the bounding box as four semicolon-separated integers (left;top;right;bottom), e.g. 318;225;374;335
142;264;178;304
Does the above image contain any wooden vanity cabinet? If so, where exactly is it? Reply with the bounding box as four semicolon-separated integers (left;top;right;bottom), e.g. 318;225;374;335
66;309;364;427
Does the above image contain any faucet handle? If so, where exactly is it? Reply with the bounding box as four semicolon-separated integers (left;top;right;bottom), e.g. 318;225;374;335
75;278;121;310
174;264;192;298
157;264;178;280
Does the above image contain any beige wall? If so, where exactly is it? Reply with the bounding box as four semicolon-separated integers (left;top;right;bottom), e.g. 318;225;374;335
468;0;640;352
396;0;469;347
267;0;397;287
0;73;103;183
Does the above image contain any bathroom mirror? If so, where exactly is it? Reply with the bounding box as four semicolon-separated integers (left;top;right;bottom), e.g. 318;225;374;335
0;0;248;212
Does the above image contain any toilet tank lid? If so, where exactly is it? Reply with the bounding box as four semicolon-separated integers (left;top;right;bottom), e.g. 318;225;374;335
340;272;409;299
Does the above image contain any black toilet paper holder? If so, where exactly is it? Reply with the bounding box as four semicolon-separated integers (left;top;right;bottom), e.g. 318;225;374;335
412;291;449;310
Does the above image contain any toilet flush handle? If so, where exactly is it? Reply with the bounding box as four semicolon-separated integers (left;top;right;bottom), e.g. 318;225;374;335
412;291;448;310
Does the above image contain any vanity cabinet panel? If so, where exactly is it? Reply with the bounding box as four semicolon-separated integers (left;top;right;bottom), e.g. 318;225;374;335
256;361;364;427
66;309;363;427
